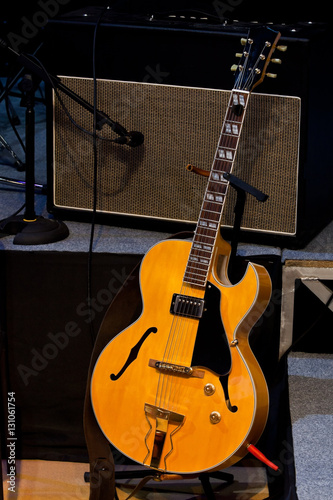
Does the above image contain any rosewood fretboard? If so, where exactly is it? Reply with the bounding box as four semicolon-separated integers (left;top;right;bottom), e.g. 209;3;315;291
183;90;250;288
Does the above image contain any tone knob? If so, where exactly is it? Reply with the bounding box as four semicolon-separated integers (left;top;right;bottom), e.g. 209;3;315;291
210;411;221;424
204;383;216;396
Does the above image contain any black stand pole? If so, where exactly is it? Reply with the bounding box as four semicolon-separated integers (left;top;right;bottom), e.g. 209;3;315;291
222;172;268;282
0;73;69;245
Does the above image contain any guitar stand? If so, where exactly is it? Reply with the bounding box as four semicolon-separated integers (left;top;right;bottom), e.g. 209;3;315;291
85;467;234;499
222;171;268;280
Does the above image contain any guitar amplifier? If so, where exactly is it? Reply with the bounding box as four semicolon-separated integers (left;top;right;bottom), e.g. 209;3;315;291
43;7;332;247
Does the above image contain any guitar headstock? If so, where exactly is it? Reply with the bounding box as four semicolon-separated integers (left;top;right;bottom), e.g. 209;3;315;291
231;26;285;92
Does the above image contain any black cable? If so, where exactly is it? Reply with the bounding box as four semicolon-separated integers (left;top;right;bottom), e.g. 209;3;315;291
87;4;113;345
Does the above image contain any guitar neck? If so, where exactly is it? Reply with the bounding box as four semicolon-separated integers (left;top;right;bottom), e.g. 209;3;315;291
183;89;250;288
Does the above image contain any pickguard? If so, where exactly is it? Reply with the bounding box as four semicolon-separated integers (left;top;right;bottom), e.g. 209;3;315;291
191;281;231;376
191;282;237;412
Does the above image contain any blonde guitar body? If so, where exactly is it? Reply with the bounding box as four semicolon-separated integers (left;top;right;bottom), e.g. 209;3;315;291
91;233;272;474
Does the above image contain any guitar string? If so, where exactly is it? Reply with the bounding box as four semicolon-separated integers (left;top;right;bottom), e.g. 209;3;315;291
154;97;238;412
155;93;235;409
153;37;253;412
156;282;200;410
154;93;245;413
159;285;199;410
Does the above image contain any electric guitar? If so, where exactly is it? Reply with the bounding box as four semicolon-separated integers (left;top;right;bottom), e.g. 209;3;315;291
91;26;283;474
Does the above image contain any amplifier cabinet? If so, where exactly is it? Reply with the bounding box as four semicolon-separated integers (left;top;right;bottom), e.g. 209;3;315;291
44;9;332;247
50;77;300;239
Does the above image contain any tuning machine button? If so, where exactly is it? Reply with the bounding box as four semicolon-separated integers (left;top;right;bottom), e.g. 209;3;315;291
277;44;288;52
266;73;277;78
240;37;253;46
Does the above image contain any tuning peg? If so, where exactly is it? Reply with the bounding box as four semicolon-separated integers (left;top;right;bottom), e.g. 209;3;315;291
240;38;247;45
277;44;287;52
266;73;277;78
235;53;243;58
231;64;238;72
270;58;282;64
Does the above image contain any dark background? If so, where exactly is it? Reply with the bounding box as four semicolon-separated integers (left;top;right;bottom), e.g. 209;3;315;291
1;0;331;73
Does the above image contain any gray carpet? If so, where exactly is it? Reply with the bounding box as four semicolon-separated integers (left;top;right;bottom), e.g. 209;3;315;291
1;78;332;500
288;353;333;500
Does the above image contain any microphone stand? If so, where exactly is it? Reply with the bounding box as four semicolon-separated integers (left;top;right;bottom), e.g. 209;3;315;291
0;71;69;245
0;40;139;244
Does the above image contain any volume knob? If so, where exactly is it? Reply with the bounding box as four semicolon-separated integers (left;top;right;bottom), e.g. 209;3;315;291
204;383;216;396
210;411;221;424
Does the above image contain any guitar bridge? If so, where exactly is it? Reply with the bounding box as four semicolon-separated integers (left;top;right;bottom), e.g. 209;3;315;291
148;359;205;378
144;403;185;469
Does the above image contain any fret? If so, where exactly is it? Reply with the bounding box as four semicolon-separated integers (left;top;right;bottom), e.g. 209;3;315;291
185;265;209;277
217;136;238;149
209;169;229;188
185;262;209;273
224;122;240;136
202;204;223;216
205;193;225;204
211;162;232;176
198;211;220;221
193;231;215;244
192;243;213;253
207;178;228;189
183;276;206;287
201;201;222;213
232;91;247;107
217;148;235;161
210;171;229;185
198;220;219;230
190;259;210;268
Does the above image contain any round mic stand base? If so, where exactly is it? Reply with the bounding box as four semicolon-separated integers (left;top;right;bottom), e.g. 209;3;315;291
0;215;69;245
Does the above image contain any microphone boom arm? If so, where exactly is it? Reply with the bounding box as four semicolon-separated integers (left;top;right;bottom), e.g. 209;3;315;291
1;39;136;141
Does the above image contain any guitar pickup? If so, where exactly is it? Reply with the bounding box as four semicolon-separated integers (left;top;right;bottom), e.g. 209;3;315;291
170;293;205;319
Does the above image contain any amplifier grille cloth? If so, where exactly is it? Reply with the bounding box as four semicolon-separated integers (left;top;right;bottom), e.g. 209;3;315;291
52;77;300;234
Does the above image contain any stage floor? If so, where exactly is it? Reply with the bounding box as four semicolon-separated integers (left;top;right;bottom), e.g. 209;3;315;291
2;459;269;500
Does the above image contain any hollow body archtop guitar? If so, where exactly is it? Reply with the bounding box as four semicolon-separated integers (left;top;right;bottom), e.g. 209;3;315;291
91;26;282;474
